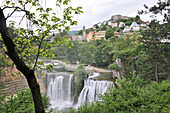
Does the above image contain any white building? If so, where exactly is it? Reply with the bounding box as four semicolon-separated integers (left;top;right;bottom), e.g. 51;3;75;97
130;22;140;31
119;22;125;28
123;26;131;32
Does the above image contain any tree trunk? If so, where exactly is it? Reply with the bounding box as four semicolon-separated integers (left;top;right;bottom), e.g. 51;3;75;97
155;59;159;83
0;8;45;113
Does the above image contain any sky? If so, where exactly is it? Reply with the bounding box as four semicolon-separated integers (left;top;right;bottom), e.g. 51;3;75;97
68;0;158;30
1;0;159;31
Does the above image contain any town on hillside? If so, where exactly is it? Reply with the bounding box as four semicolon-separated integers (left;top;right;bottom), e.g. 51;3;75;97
48;14;150;42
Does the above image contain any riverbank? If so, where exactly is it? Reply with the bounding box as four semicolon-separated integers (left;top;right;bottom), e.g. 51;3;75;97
38;59;111;73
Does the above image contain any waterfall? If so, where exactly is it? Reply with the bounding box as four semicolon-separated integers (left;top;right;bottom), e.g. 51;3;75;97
47;72;113;110
76;78;114;107
47;73;74;109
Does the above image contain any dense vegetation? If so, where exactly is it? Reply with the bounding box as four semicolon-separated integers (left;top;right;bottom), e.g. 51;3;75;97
0;89;51;113
70;77;170;113
74;65;87;94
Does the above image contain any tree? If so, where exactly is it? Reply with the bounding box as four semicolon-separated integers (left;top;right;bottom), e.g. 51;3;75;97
74;65;87;95
59;30;69;37
135;15;140;21
78;43;96;65
66;40;79;64
105;28;114;40
0;0;83;112
138;0;170;83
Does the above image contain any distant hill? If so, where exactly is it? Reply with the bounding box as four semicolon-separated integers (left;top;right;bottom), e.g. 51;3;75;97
68;30;80;36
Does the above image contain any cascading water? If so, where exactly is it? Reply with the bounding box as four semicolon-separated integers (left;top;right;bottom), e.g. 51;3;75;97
76;73;114;107
47;73;74;110
47;71;113;111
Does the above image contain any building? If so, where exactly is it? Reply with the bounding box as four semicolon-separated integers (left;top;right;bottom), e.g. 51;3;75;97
111;14;130;21
83;26;86;40
86;31;94;42
130;22;140;31
123;26;131;32
140;22;147;27
108;20;112;26
97;22;102;27
119;22;125;28
111;21;118;28
111;14;122;21
72;35;84;41
103;21;108;25
94;31;106;40
114;31;120;37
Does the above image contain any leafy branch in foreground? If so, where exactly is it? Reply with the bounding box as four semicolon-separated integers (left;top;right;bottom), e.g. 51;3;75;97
0;0;83;112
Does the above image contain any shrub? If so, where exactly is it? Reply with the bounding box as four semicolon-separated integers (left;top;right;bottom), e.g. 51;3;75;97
70;77;170;113
74;65;87;95
108;62;121;71
0;89;51;113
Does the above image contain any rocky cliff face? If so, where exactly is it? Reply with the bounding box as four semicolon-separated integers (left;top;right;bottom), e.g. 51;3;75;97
112;58;123;79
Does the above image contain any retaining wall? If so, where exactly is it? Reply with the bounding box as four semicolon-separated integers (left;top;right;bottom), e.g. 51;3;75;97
0;79;29;96
0;76;47;96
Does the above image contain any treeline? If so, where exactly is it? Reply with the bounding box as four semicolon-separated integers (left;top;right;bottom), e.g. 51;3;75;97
52;30;169;84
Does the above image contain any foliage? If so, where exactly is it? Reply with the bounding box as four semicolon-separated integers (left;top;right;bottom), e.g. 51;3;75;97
57;30;69;37
0;0;83;70
74;65;87;94
0;58;6;78
66;40;79;64
136;46;170;83
70;77;170;113
0;1;83;112
0;89;51;113
76;30;83;35
138;0;170;83
94;40;111;66
108;62;121;71
105;28;114;40
78;43;96;65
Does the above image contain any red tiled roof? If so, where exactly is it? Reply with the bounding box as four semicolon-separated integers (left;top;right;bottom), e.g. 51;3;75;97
88;31;94;34
96;31;106;33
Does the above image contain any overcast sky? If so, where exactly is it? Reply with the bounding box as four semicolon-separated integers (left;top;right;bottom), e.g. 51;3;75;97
68;0;158;30
1;0;159;31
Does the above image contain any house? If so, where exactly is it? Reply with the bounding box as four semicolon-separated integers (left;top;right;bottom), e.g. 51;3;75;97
111;14;122;21
103;21;108;25
119;22;125;28
140;22;147;27
136;19;142;24
108;20;112;26
130;22;140;31
111;14;130;21
86;31;94;42
111;21;118;28
123;26;131;32
72;35;84;41
114;31;120;37
97;22;102;27
94;31;106;40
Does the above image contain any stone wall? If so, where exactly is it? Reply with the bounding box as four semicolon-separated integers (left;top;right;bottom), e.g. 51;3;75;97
0;77;47;96
0;79;29;96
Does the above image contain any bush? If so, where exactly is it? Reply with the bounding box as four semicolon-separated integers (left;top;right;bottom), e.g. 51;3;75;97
70;77;170;113
0;59;6;78
74;65;87;95
0;89;51;113
108;62;121;71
